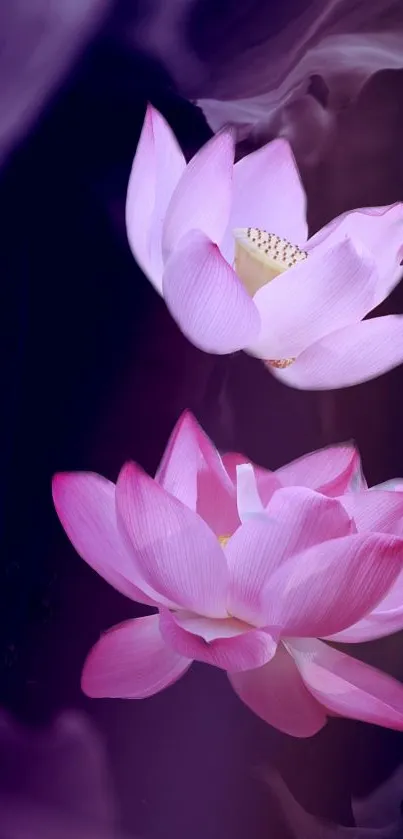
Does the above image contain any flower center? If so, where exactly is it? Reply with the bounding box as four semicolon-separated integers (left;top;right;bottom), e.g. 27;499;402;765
233;227;308;295
218;535;231;547
233;227;308;370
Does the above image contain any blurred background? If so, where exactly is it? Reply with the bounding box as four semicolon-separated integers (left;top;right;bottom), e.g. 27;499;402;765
2;1;403;836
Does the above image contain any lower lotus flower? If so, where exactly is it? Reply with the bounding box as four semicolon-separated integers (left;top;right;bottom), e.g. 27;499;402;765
53;421;403;738
157;411;366;541
162;411;403;648
126;104;403;390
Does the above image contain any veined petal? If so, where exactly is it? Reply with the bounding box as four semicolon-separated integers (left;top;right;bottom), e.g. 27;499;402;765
273;315;403;390
289;638;403;731
162;130;234;257
125;105;185;291
159;609;276;672
220;138;307;265
276;443;365;496
116;462;229;617
156;411;238;535
228;644;326;737
52;472;157;605
328;565;403;644
81;615;191;698
325;602;403;644
265;533;403;638
339;490;403;536
247;239;377;359
163;230;261;353
308;203;403;307
226;488;354;626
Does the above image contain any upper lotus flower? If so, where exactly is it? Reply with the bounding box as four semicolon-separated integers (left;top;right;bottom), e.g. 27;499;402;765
126;105;403;390
53;415;403;738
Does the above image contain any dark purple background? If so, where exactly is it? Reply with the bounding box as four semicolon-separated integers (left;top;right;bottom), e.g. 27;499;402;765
2;9;403;838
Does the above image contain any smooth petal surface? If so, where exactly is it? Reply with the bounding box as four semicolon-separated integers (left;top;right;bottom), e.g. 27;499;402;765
220;139;307;265
162;130;234;257
126;105;185;291
265;533;403;638
339;490;403;536
226;488;354;626
156;411;239;535
163;230;261;353
236;463;266;521
222;452;281;507
273;315;403;390
375;479;403;491
116;462;229;617
276;444;365;496
308;203;403;307
248;239;376;359
221;452;248;483
52;472;156;605
290;638;403;731
82;615;191;698
228;644;327;737
159;609;276;672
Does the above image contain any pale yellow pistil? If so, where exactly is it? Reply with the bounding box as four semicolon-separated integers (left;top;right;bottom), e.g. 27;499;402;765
218;535;231;548
233;227;308;369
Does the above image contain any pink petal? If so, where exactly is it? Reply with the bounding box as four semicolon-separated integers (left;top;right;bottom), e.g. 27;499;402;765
163;230;261;353
254;468;284;506
375;479;403;491
159;609;276;672
308;203;403;307
162;130;234;258
235;463;267;521
220;139;307;265
221;452;248;483
247;239;377;359
116;462;229;617
125;105;185;291
339;490;403;536
228;643;326;737
290;638;403;731
52;472;157;606
81;615;191;698
222;452;281;506
226;488;355;625
325;599;403;644
266;532;403;638
155;411;239;535
276;443;365;496
273;315;403;390
328;563;403;644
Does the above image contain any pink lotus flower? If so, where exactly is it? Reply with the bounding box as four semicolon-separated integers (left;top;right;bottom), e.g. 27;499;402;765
126;105;403;390
53;413;403;738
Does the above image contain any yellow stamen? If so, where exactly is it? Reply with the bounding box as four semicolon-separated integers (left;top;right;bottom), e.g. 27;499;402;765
265;358;295;369
218;535;231;547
